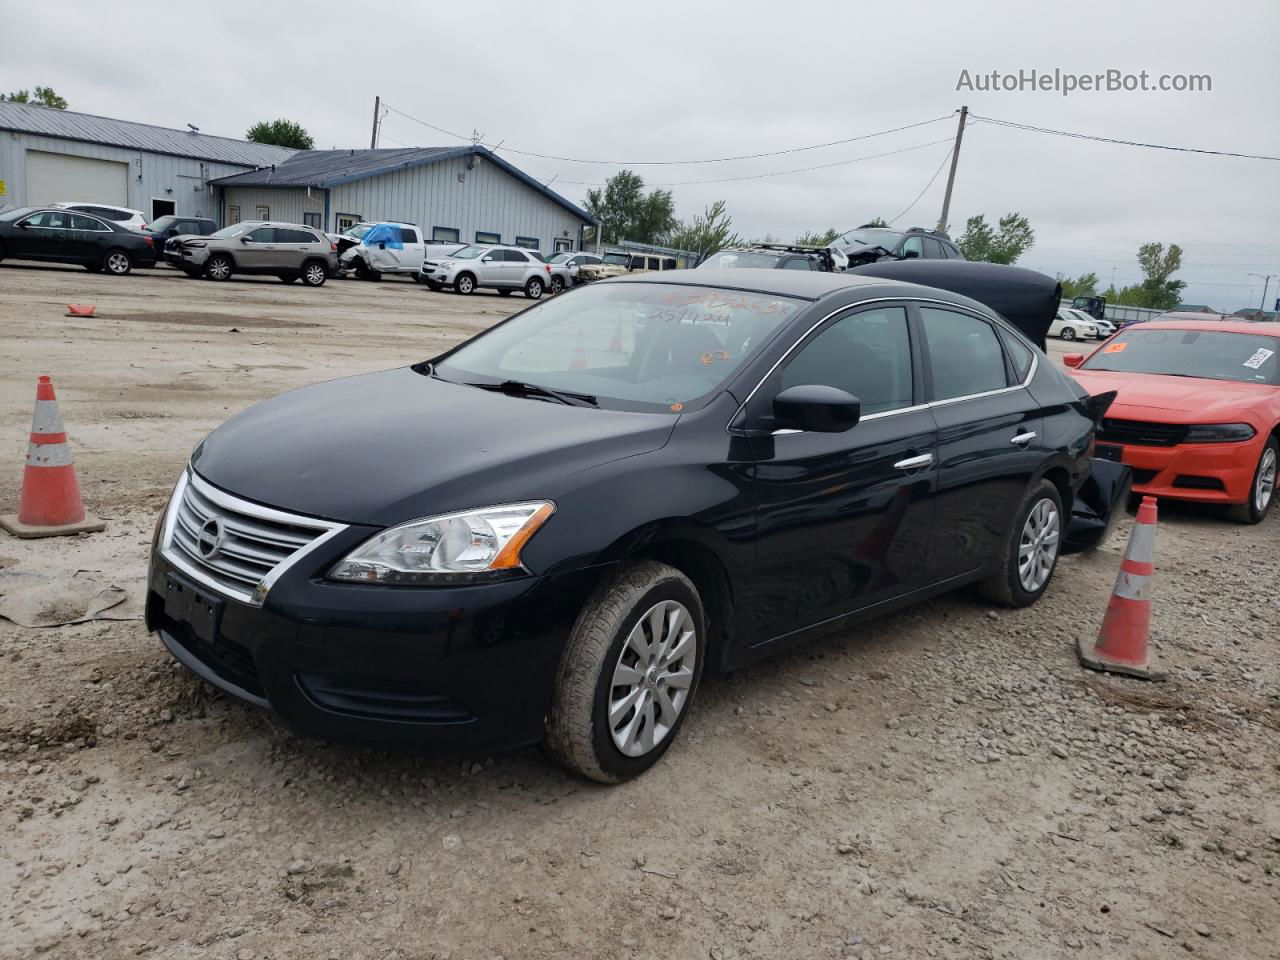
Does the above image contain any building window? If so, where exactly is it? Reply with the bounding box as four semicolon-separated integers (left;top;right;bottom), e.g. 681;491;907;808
255;205;270;220
335;213;360;233
432;226;460;243
514;236;540;250
303;212;321;229
228;204;241;224
475;230;501;245
553;237;572;253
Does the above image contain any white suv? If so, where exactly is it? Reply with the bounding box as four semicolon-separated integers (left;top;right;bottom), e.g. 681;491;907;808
421;244;555;299
52;202;148;231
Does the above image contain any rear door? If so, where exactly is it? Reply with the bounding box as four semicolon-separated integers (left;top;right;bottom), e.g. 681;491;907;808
502;248;531;286
276;228;317;271
747;303;939;641
917;306;1045;582
66;213;108;262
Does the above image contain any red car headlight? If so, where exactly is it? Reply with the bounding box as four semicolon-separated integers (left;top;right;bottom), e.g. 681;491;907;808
1183;423;1256;443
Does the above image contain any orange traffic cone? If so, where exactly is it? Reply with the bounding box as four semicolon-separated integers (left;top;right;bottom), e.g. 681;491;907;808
0;376;106;539
607;323;625;353
1077;496;1166;680
66;304;96;317
569;329;588;370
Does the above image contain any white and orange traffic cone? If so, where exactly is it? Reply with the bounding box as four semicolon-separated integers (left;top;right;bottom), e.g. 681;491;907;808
1077;496;1166;680
607;322;625;353
0;376;105;539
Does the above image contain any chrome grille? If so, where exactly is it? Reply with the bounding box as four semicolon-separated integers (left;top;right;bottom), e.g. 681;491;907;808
162;470;345;605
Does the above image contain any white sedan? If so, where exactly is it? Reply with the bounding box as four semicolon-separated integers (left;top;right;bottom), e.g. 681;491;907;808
1066;307;1114;337
1049;310;1098;342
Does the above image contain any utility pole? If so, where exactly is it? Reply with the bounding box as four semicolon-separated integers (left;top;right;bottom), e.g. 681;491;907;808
1249;273;1276;312
936;105;968;234
370;96;380;149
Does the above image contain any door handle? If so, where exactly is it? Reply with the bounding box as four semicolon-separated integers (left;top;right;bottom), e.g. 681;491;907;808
893;453;934;471
1010;431;1037;446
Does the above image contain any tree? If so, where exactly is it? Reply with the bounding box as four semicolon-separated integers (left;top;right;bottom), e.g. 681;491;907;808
666;200;741;260
956;212;1035;264
584;170;677;245
1;86;67;109
1135;242;1185;310
862;217;888;228
795;228;840;247
245;119;314;150
1057;272;1099;299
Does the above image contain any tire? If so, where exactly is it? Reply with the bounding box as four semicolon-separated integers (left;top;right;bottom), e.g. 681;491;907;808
1060;327;1076;341
205;254;233;281
550;276;565;295
546;561;706;784
455;272;476;295
425;280;442;292
301;260;328;287
524;276;545;300
103;248;133;276
1228;436;1278;524
977;479;1064;608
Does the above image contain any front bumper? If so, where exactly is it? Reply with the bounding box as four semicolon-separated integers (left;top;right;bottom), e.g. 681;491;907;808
147;535;605;752
1098;438;1261;504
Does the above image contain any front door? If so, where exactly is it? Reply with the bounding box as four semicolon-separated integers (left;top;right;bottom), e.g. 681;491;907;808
238;225;280;270
475;248;506;285
14;209;66;259
746;304;939;642
916;306;1045;581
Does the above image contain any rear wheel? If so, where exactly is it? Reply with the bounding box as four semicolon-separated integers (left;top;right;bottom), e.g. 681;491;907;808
546;561;705;783
524;276;545;300
455;272;476;295
977;479;1063;607
1060;327;1076;341
550;276;565;294
205;254;233;281
1228;437;1278;524
301;261;328;287
103;249;133;276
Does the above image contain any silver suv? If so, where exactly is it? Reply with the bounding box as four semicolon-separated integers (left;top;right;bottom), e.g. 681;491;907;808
421;244;555;299
174;221;338;286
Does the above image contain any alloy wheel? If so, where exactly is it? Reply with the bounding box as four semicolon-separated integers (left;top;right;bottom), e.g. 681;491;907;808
208;258;230;280
458;276;474;294
608;600;697;757
304;263;326;285
106;252;130;274
1017;498;1060;593
1257;447;1277;513
1061;328;1075;341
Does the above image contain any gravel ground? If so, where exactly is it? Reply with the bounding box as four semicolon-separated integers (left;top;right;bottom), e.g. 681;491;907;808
1;263;1277;960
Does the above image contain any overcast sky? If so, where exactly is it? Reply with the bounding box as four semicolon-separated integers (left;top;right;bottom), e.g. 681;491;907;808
6;0;1278;309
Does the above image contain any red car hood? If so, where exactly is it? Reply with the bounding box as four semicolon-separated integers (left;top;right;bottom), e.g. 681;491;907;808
1069;369;1274;421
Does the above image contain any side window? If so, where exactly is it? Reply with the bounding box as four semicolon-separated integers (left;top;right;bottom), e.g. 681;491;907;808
398;227;417;243
505;249;529;262
69;214;102;231
246;227;276;243
779;307;913;415
1000;331;1035;383
920;308;1011;400
942;242;962;259
28;211;70;228
900;235;924;258
922;238;944;258
781;258;812;270
284;229;316;243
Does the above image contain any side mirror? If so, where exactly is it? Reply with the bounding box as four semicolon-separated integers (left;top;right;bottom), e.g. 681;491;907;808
482;256;494;262
900;249;920;259
773;385;861;433
1063;354;1084;368
240;236;251;243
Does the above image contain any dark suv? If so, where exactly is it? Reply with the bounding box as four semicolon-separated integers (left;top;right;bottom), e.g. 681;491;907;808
148;216;218;265
698;243;842;272
834;225;963;268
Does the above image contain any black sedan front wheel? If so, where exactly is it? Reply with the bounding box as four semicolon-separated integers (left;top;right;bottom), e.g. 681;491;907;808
547;561;705;783
103;248;133;276
978;479;1063;607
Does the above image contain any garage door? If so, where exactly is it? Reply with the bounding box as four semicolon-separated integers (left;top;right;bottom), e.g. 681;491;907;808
26;151;129;207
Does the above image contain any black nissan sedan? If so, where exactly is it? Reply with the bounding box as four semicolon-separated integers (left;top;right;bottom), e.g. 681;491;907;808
148;269;1097;782
0;206;157;274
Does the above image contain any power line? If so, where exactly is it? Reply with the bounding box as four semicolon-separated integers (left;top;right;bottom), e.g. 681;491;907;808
887;146;955;225
971;113;1280;162
381;102;955;166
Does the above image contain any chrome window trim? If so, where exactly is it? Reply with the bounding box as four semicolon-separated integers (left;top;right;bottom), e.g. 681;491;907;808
733;296;1039;434
159;468;348;607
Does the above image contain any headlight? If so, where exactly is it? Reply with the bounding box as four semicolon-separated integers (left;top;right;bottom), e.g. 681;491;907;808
1184;423;1256;443
185;241;207;248
329;501;554;584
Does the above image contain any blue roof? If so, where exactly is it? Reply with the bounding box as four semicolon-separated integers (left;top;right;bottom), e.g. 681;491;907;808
210;145;595;224
0;100;296;167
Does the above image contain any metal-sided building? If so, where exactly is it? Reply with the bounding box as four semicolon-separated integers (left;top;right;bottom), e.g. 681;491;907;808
0;101;294;221
211;147;595;253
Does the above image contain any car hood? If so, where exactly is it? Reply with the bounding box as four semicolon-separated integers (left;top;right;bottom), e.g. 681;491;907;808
1069;369;1273;420
191;367;676;526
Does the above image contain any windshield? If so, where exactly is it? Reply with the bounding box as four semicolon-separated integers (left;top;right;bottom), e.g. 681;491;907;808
1082;328;1278;385
210;223;254;239
698;250;783;270
342;224;373;240
148;216;177;232
836;229;903;249
603;253;630;265
435;283;804;410
0;206;34;222
548;252;573;264
448;245;486;260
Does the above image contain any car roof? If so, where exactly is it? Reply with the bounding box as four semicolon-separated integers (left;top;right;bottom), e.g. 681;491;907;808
1136;319;1280;336
254;221;322;230
606;267;907;301
53;202;144;213
1153;311;1225;322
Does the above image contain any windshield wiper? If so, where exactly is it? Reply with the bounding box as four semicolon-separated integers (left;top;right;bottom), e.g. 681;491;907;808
472;380;598;407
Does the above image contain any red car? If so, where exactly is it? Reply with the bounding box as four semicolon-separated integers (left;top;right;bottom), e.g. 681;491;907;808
1064;319;1279;524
